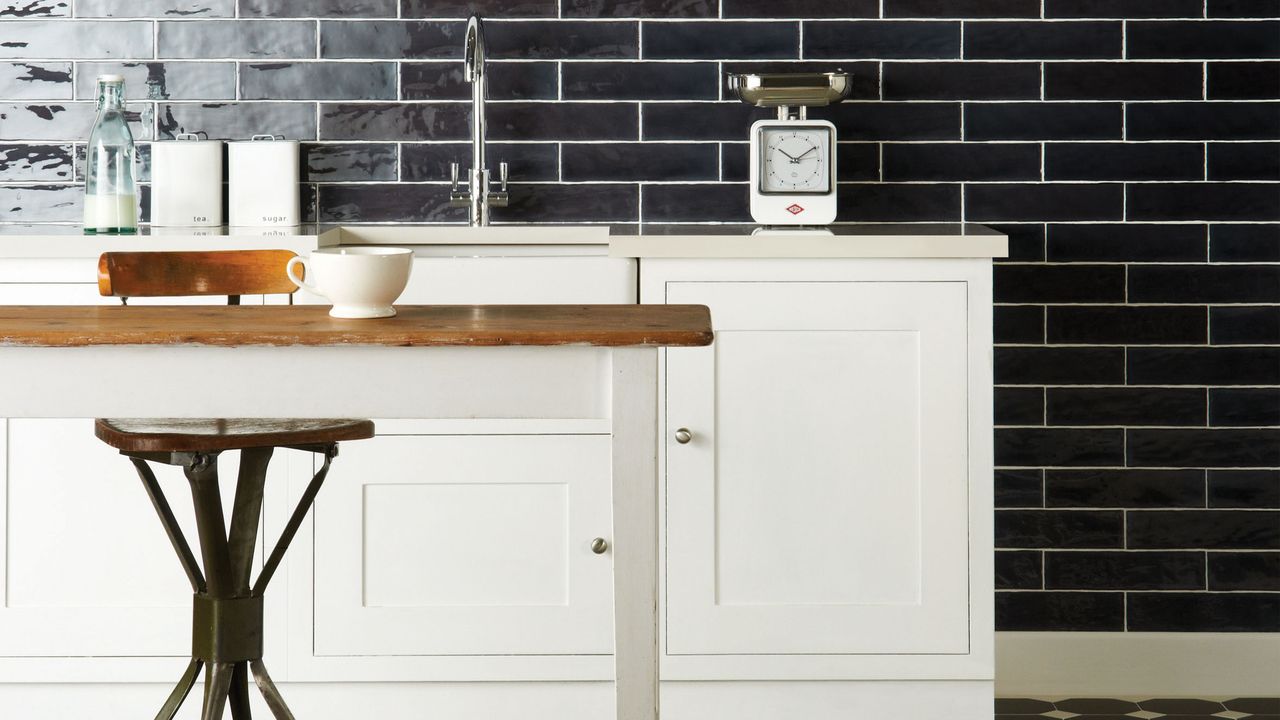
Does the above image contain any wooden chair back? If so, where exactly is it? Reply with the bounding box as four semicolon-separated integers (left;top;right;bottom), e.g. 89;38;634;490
98;250;300;304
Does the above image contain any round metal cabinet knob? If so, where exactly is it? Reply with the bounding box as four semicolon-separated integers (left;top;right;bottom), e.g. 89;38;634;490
674;428;693;444
591;538;609;555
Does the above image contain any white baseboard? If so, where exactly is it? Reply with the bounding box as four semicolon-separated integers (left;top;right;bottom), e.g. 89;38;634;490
996;632;1280;696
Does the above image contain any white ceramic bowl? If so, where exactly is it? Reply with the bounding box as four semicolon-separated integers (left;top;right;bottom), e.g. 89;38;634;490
286;246;414;319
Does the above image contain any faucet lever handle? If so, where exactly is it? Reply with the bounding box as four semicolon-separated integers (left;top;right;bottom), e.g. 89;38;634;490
449;162;460;190
499;162;508;191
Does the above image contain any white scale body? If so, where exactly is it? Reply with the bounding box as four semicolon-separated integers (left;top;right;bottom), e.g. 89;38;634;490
749;118;838;227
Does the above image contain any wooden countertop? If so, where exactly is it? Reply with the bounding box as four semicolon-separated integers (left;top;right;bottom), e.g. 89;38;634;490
0;305;714;348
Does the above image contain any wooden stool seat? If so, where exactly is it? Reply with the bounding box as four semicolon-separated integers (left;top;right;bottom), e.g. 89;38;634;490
95;418;375;453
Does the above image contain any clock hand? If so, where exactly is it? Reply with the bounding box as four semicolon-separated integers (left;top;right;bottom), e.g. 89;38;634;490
793;147;818;160
774;147;800;161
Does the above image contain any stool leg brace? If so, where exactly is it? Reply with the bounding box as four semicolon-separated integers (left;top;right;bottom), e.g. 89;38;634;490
129;443;338;720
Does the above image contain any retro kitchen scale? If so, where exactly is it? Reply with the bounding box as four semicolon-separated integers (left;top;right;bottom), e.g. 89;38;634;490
727;72;852;230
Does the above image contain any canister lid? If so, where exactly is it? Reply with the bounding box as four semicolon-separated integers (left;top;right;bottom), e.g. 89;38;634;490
96;74;125;83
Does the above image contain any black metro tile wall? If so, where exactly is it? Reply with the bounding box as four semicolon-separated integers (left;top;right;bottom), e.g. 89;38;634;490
1;0;1277;634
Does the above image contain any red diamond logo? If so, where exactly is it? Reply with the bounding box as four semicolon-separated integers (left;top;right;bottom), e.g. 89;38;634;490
786;203;805;215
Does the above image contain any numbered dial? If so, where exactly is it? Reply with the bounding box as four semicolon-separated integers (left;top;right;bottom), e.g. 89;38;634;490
760;127;832;194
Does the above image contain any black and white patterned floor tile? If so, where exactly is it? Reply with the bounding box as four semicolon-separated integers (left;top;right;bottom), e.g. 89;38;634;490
997;697;1280;720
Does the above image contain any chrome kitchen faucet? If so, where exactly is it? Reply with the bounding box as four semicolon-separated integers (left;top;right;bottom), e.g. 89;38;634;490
450;15;509;226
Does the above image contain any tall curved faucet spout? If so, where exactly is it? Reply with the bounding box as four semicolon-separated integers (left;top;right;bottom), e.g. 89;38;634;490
449;15;508;226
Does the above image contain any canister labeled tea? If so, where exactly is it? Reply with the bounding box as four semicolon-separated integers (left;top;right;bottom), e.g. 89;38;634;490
151;134;223;227
228;135;300;227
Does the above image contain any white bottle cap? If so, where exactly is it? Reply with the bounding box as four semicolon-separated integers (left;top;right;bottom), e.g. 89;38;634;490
97;74;125;83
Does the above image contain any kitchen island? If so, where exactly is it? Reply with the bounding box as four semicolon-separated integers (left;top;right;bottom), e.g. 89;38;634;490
0;225;1003;720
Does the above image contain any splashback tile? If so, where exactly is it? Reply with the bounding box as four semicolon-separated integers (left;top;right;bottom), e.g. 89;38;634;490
158;20;317;59
0;62;72;100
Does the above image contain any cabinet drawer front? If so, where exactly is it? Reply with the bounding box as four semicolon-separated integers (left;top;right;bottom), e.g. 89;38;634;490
313;433;614;657
666;281;970;656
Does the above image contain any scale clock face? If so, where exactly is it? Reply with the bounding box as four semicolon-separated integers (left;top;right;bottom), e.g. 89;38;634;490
761;127;831;194
749;118;838;226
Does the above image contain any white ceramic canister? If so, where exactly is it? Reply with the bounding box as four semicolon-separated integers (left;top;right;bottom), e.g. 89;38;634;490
228;135;300;227
150;133;223;227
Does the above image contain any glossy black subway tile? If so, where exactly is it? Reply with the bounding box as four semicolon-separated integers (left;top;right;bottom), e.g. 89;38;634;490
1128;183;1280;222
158;20;314;59
564;143;718;182
1129;509;1280;549
964;21;1122;59
1210;224;1280;262
77;0;233;15
1045;142;1205;181
0;20;153;59
996;509;1125;548
1128;429;1280;468
490;102;639;141
1208;0;1280;16
803;21;961;59
1128;101;1280;140
400;0;558;17
965;103;1124;141
240;62;398;101
318;183;461;223
989;223;1047;262
996;550;1044;590
241;0;398;17
486;20;640;59
1128;20;1280;59
836;183;962;222
1208;61;1280;99
1129;347;1280;386
883;142;1040;182
1046;62;1203;100
1210;470;1280;509
1044;0;1204;17
491;183;639;222
1045;551;1205;590
1210;388;1280;427
643;21;797;60
1045;469;1207;508
970;183;1125;223
1044;303;1203;343
996;347;1126;385
996;387;1045;426
320;20;462;59
1127;592;1280;632
0;144;73;182
994;305;1045;344
1129;264;1280;303
1046;385;1207;425
402;61;558;101
641;183;748;223
887;0;1039;17
562;0;718;17
643;103;770;141
996;469;1045;508
1208;142;1280;180
996;428;1126;467
995;265;1126;303
401;142;559;181
563;62;719;100
1209;552;1280;590
1047;223;1207;262
883;61;1040;101
995;591;1124;631
0;0;68;16
319;102;470;141
724;0;877;18
1211;306;1280;345
304;143;398;182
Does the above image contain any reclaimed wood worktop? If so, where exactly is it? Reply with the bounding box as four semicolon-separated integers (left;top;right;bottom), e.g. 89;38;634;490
0;304;714;348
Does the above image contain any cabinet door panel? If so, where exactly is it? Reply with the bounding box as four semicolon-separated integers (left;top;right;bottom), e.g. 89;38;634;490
666;281;969;656
313;433;614;657
0;419;271;657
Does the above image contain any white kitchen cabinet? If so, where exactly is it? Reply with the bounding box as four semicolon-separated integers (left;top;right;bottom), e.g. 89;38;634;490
310;431;614;657
640;256;995;711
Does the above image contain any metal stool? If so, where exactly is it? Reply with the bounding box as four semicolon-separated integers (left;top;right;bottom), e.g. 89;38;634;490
94;251;375;719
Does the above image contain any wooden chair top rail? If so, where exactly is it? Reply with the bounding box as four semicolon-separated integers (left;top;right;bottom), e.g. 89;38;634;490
98;250;300;299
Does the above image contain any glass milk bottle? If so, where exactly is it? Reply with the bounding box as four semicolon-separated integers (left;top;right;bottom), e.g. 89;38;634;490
84;74;138;234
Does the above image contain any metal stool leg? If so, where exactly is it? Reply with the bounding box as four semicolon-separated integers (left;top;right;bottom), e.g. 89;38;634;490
202;662;235;720
153;658;204;720
228;662;254;719
251;659;296;720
